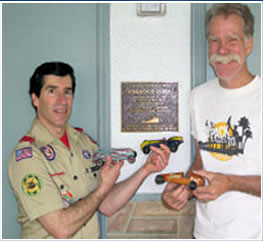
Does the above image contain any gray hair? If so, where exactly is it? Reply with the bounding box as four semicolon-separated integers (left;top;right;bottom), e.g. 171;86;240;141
205;3;254;39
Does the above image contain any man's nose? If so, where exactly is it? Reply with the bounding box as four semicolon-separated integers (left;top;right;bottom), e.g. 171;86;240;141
57;93;67;104
217;41;229;55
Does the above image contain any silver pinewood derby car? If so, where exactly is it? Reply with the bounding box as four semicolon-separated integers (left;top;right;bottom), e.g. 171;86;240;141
93;148;137;167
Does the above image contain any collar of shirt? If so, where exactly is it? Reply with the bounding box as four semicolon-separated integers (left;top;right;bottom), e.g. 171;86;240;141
60;130;71;149
28;118;81;148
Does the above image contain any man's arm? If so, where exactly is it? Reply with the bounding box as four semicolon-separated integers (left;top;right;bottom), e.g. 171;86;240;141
228;175;261;197
37;145;170;238
99;144;170;216
37;158;123;239
193;170;261;200
186;140;203;176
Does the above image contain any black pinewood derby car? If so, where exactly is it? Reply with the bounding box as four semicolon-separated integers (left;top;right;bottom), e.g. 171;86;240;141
140;136;184;154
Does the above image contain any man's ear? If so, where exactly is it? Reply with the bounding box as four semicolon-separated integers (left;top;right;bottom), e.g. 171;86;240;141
31;93;39;109
246;36;254;57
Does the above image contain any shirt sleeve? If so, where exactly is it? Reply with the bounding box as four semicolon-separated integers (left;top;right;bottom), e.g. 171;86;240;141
8;143;65;221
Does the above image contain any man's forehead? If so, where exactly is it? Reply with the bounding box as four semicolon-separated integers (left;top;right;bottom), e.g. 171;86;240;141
209;13;245;29
208;15;245;37
208;32;240;39
211;13;244;22
43;74;72;86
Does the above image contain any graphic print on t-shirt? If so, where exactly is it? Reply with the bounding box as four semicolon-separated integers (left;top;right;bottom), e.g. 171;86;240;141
198;116;252;161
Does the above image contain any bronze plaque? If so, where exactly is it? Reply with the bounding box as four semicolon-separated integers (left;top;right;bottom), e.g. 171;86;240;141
121;82;178;132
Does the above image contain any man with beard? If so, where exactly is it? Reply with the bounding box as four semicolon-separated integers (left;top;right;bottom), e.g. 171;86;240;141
162;3;261;239
8;62;171;239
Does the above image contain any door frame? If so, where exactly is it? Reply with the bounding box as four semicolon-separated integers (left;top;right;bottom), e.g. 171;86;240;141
96;4;110;239
190;3;207;162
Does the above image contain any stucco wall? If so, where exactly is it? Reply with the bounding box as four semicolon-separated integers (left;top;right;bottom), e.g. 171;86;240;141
110;3;191;193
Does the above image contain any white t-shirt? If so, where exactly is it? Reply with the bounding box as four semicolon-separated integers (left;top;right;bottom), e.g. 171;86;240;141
190;76;262;239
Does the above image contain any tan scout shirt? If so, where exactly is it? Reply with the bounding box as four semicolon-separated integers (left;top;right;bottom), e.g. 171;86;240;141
8;118;101;239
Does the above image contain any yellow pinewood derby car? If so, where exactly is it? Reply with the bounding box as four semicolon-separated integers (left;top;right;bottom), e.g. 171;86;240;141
140;136;184;154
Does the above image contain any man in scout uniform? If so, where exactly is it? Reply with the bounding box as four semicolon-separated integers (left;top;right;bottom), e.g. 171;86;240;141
8;62;171;239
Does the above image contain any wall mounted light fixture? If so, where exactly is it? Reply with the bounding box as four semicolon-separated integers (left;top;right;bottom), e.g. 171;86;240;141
136;3;166;17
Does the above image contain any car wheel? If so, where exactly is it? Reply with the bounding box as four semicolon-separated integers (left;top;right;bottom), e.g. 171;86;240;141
189;181;197;191
143;146;150;154
169;144;178;152
96;159;104;167
128;157;136;163
155;175;165;184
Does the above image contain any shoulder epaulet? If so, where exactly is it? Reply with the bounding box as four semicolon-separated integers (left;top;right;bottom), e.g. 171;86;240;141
19;136;35;143
74;127;97;145
74;127;84;132
86;134;97;145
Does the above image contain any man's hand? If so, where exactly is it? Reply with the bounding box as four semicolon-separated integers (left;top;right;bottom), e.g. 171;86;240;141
193;169;261;201
142;144;170;174
192;169;229;202
162;183;191;211
99;144;170;216
97;156;124;198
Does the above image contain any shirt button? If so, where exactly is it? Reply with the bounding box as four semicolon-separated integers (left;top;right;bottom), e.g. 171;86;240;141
73;175;78;180
71;153;74;157
60;184;64;190
93;173;97;178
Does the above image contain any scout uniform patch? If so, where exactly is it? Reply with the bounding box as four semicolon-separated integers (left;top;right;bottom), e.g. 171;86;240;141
82;150;91;159
40;145;56;161
61;191;75;207
16;147;32;161
21;174;42;197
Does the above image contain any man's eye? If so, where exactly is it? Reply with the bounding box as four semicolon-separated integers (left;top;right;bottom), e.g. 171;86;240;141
228;37;238;44
65;89;72;95
48;88;56;94
209;39;218;44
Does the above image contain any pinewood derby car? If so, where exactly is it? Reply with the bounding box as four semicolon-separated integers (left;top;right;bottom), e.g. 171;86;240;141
93;148;137;167
140;136;184;154
155;172;205;191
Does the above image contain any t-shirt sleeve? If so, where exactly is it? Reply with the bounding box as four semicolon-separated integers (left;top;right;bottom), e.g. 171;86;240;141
8;143;64;221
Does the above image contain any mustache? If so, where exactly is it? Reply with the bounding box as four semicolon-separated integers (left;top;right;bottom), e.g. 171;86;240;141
210;54;241;65
53;105;68;111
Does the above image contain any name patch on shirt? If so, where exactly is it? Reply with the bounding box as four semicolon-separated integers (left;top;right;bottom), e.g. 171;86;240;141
40;145;56;161
16;147;33;161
